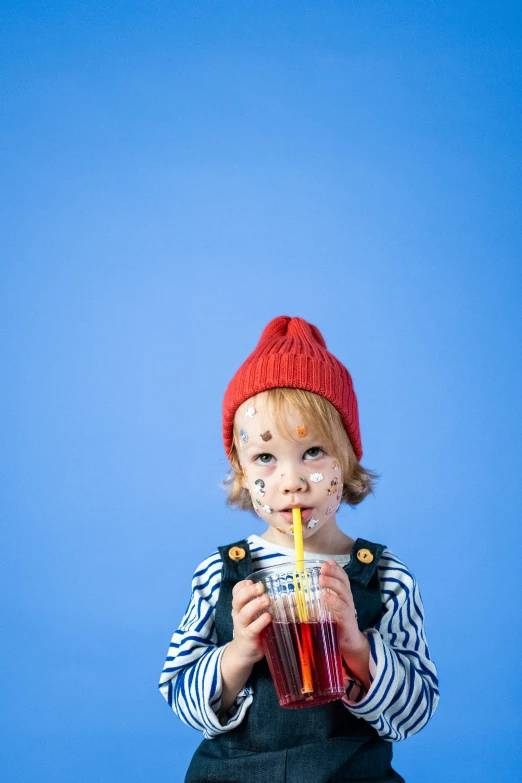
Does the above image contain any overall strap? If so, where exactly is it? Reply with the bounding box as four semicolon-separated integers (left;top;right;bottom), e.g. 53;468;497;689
344;538;387;631
215;539;253;644
345;538;386;585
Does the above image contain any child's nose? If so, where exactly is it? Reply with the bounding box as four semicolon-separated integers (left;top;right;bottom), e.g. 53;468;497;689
280;469;307;493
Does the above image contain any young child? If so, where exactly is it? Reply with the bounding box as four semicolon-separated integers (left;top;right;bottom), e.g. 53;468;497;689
159;316;439;783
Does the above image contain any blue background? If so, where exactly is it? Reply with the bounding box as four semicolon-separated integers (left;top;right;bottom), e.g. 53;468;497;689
2;1;521;780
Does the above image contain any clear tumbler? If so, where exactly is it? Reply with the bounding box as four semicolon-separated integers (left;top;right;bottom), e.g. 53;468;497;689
247;560;345;709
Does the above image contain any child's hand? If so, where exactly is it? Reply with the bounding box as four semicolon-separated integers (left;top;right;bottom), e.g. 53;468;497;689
229;580;272;666
319;561;370;688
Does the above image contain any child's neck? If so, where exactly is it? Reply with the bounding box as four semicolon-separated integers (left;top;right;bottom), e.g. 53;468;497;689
261;522;355;556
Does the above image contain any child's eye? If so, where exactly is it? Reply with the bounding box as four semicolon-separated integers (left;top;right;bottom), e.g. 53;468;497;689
304;447;325;460
254;453;275;465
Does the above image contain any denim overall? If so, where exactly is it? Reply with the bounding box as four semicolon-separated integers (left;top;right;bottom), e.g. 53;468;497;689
185;538;405;783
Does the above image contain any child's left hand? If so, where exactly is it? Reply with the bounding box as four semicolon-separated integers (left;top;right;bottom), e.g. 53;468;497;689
319;561;371;689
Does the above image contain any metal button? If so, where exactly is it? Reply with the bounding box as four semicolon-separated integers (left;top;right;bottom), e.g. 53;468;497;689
356;548;374;564
228;546;246;562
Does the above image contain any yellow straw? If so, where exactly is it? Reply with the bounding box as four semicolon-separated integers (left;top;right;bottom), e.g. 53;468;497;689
292;509;308;622
292;508;313;694
292;507;304;563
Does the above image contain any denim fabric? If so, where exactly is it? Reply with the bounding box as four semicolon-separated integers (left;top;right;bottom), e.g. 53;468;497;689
185;539;405;783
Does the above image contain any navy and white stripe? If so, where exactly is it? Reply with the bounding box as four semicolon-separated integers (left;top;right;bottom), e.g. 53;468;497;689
159;535;439;741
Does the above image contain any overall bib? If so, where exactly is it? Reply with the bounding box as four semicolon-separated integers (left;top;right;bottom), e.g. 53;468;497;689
185;538;405;783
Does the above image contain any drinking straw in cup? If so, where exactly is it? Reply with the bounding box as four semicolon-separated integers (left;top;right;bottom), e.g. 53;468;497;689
247;510;345;708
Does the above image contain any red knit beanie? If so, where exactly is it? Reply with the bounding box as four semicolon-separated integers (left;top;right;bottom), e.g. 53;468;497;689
222;316;363;460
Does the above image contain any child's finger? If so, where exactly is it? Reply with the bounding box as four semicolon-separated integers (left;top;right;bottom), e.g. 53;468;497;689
231;579;253;599
323;588;353;615
320;572;352;599
319;563;355;610
321;560;351;584
232;580;264;612
245;611;272;638
237;592;271;629
320;562;351;589
323;589;354;616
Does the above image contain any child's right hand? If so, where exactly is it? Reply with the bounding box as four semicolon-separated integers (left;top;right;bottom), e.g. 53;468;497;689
229;579;272;665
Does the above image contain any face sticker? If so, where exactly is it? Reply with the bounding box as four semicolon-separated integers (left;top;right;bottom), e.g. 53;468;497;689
307;518;319;529
310;472;324;483
255;498;262;506
245;407;256;418
296;426;307;437
327;478;339;496
261;430;272;441
289;525;294;535
262;504;272;514
336;487;342;502
239;428;249;444
299;477;305;484
276;526;286;534
254;479;265;496
332;460;340;471
280;473;285;480
326;505;335;515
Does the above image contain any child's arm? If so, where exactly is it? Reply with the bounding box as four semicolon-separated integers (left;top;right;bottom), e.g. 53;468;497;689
218;578;272;716
342;550;439;740
219;645;255;718
159;552;262;738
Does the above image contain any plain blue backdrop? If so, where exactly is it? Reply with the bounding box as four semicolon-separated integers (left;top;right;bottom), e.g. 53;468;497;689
1;1;521;781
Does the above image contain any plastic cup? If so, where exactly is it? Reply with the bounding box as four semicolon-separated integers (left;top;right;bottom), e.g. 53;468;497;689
247;561;345;709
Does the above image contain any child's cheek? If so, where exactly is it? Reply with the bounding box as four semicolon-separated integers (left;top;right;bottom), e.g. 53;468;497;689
253;477;266;498
248;471;274;516
310;460;343;518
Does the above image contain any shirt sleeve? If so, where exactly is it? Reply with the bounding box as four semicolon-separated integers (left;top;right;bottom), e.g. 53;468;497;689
158;552;254;738
341;550;440;741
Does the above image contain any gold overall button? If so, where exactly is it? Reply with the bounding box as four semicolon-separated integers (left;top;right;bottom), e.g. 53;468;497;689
357;548;374;564
228;546;246;562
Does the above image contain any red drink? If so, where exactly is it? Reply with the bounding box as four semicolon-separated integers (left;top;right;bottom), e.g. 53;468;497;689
248;559;346;709
262;618;345;709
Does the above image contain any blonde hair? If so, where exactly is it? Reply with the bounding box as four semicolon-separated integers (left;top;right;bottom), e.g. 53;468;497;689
223;388;379;511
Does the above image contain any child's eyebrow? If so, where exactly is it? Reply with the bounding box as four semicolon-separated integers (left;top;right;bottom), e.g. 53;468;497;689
237;436;268;451
245;442;273;453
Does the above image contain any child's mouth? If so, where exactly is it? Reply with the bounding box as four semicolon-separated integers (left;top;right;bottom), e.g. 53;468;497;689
279;507;314;524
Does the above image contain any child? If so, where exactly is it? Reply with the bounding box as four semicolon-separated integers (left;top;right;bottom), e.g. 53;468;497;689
159;316;439;783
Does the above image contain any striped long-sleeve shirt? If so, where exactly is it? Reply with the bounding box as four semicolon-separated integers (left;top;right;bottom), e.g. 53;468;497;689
159;534;439;741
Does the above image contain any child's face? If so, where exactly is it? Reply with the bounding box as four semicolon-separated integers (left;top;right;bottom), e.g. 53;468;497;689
234;393;343;542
